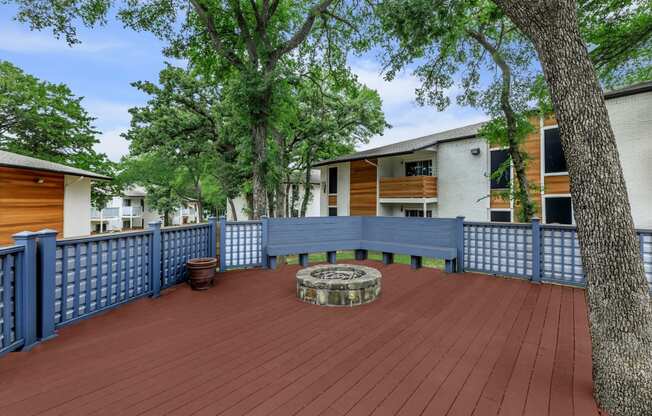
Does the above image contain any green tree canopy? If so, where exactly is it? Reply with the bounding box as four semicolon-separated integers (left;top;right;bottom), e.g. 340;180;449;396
0;60;119;207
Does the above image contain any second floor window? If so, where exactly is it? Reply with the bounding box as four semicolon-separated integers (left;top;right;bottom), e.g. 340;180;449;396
490;149;511;189
405;160;432;176
328;167;338;194
544;127;567;174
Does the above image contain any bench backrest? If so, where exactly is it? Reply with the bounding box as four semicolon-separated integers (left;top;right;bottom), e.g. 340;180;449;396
267;217;363;246
362;217;457;248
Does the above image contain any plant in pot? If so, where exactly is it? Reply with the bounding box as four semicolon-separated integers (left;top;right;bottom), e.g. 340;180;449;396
187;257;217;290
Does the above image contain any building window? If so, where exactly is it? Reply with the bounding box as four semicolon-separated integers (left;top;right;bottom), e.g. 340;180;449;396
405;160;432;176
490;149;511;189
405;209;432;218
328;167;338;194
544;127;567;174
545;196;573;225
328;207;338;216
490;210;512;223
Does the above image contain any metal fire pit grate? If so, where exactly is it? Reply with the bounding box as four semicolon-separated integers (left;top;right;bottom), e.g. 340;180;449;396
296;264;381;307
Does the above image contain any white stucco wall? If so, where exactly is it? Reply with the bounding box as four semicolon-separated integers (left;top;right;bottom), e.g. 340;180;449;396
436;137;490;221
607;91;652;228
64;175;92;237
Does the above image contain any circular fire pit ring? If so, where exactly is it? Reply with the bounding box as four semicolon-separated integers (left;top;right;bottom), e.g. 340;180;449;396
296;264;381;307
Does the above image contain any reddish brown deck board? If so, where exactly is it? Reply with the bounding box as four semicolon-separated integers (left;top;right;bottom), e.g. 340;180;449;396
0;262;600;416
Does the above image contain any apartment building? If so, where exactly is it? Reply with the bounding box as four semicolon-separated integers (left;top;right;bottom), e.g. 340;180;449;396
315;81;652;227
91;186;200;232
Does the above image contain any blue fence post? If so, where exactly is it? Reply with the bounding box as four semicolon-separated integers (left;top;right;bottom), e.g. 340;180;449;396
12;231;39;350
531;217;542;283
148;221;162;297
36;229;57;341
208;216;218;259
219;216;226;272
261;216;269;268
456;216;465;272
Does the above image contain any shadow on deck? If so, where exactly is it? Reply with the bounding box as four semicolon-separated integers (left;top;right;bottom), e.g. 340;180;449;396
0;261;599;415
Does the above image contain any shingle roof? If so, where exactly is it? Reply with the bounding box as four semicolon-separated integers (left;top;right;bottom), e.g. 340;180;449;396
0;150;112;180
315;79;652;168
314;122;486;167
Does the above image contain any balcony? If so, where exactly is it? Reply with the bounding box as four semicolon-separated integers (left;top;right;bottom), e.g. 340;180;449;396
379;175;437;199
122;206;143;217
90;207;120;220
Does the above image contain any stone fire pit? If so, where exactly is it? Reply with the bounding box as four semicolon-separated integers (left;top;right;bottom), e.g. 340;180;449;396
296;264;381;307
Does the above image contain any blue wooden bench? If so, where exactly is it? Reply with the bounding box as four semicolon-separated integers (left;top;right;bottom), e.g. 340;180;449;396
266;216;463;272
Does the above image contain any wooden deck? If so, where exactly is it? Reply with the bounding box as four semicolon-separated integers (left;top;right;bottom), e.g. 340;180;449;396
0;262;600;415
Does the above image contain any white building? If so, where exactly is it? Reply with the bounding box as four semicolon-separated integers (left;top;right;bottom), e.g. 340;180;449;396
315;81;652;228
91;186;200;232
227;170;321;220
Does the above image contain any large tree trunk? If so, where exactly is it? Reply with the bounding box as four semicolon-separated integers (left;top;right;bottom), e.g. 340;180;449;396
300;163;313;217
251;120;268;219
228;198;237;221
493;1;652;414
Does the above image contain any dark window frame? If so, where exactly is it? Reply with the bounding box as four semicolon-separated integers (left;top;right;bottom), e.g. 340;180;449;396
490;148;511;189
490;210;512;223
544;196;573;225
328;207;338;217
404;209;433;218
543;126;568;175
404;160;433;177
328;167;338;194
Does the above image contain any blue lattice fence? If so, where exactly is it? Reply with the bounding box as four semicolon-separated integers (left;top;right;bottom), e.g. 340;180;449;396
219;219;264;271
464;220;652;289
54;231;153;327
0;246;24;355
463;222;533;279
161;224;212;287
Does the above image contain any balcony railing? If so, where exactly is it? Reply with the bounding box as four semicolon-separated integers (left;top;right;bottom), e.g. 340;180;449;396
379;176;437;198
90;207;120;220
122;206;143;217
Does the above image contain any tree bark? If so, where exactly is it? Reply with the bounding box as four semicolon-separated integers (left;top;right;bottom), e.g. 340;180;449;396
493;1;652;414
251;119;268;219
300;162;313;217
228;198;237;221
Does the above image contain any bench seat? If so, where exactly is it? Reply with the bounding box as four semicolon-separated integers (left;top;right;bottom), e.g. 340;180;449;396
267;240;361;256
358;240;457;260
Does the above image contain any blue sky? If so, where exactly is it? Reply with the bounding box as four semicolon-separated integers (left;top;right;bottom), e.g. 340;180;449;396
0;7;486;162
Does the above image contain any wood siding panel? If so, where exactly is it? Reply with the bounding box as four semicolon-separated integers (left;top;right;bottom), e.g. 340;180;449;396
379;176;438;198
0;167;64;245
328;195;337;206
349;160;377;216
490;191;511;209
545;175;571;194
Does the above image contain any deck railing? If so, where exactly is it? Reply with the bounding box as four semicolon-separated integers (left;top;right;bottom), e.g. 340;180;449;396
379;176;437;198
0;219;217;357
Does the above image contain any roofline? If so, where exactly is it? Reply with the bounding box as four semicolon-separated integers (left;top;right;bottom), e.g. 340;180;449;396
0;162;112;181
315;80;652;168
313;133;478;167
604;81;652;100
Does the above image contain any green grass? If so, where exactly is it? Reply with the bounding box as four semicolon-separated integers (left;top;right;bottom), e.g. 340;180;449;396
285;250;444;269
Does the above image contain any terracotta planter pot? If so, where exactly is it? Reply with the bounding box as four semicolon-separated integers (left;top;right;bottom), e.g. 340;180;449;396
187;257;217;290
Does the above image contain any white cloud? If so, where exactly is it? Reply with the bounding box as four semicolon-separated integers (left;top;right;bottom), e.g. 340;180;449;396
95;128;130;162
0;27;123;54
85;99;133;126
350;60;486;151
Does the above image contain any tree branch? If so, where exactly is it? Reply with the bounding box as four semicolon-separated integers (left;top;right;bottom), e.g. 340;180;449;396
189;0;244;69
266;0;335;70
230;0;259;64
